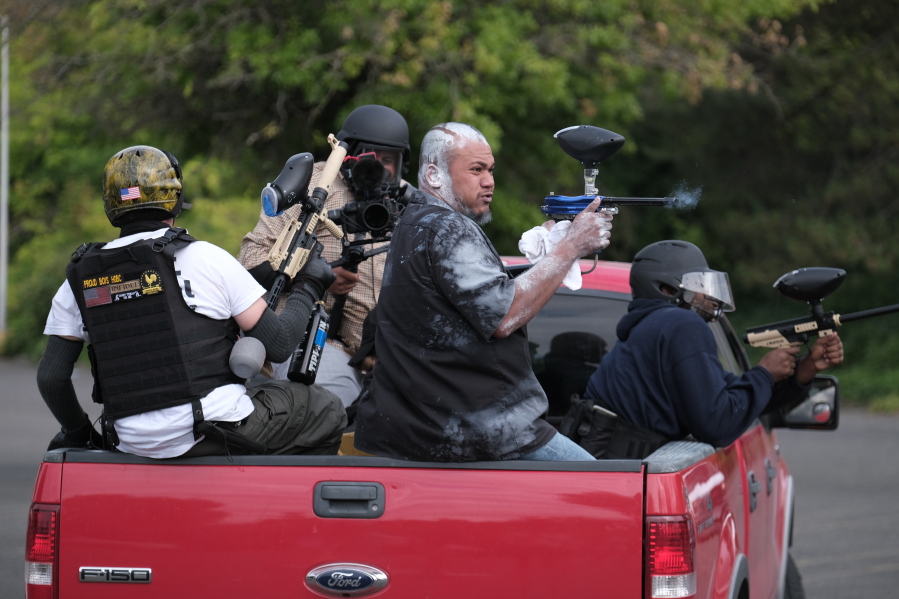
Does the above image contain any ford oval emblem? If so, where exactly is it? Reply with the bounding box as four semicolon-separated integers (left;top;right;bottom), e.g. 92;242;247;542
306;563;388;597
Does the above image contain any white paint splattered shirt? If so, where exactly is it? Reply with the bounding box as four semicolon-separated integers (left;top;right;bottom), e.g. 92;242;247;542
354;192;555;461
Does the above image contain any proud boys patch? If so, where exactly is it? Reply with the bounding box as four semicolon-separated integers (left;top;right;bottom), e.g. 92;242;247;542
140;270;164;295
81;271;158;308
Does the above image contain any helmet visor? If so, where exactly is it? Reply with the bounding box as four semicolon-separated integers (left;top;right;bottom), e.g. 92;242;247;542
679;271;735;312
358;146;403;186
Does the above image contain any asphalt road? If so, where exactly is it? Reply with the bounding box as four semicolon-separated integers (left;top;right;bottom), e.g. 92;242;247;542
1;357;102;599
777;405;899;597
2;356;898;598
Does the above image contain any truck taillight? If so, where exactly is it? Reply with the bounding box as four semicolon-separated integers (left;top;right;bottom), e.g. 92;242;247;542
646;515;696;599
25;504;59;599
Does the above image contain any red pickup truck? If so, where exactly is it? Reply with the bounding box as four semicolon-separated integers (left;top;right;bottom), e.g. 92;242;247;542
26;259;837;599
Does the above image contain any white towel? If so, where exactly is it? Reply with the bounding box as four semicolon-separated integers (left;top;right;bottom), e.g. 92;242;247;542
517;221;582;290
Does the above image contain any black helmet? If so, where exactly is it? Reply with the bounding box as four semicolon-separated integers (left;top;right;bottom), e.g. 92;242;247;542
337;105;410;160
630;240;712;302
336;105;410;192
102;146;190;226
630;240;735;316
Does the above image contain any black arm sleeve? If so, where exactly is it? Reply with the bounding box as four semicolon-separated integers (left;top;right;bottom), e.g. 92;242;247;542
247;261;280;290
36;335;88;431
763;376;812;415
244;284;318;363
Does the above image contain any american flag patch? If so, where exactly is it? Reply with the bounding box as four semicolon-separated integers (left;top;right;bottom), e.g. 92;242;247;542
120;186;141;201
84;286;112;308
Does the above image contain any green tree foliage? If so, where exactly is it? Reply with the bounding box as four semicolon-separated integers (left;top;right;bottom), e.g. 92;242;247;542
3;0;818;356
611;0;899;402
4;0;895;406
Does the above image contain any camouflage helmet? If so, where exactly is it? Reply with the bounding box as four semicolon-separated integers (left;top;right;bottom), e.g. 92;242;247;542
102;146;190;226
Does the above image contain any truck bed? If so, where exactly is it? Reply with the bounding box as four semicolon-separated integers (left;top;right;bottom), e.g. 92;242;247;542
35;447;689;598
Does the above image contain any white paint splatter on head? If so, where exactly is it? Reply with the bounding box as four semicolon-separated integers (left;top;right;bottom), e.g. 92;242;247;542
419;122;489;210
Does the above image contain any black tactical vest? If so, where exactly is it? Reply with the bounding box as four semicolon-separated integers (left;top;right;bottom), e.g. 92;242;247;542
66;228;241;419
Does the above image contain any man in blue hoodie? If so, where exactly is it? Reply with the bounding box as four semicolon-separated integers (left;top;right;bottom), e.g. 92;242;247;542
581;240;843;456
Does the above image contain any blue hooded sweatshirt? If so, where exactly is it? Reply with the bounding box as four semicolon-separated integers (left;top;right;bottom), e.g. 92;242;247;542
585;298;802;447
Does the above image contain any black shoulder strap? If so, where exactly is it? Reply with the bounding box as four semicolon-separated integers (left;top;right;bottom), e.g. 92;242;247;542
70;242;106;263
190;399;205;441
151;227;197;260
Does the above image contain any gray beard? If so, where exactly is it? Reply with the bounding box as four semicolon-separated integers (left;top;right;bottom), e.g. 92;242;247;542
444;180;492;226
464;207;492;226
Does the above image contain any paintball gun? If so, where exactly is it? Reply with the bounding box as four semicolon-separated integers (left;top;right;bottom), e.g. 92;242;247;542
261;134;348;384
541;125;685;220
262;135;347;311
744;267;899;349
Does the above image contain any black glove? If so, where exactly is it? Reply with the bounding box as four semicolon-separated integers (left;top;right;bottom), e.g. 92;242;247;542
294;256;336;299
47;414;103;451
398;182;418;203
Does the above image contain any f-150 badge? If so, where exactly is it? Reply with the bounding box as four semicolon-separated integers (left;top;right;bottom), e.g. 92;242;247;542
306;563;388;596
79;567;152;583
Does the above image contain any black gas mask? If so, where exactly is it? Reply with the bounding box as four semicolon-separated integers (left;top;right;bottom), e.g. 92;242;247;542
330;150;407;235
346;152;392;199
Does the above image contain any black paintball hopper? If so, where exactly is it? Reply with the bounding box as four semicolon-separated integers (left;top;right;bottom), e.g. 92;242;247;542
554;125;625;166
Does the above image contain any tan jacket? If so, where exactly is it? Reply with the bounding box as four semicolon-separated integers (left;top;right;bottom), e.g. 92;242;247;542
237;163;385;359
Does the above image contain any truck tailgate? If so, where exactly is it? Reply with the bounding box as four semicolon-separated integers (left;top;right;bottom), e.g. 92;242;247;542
56;454;645;597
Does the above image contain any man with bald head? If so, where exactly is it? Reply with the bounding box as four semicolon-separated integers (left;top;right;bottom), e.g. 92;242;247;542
354;123;615;462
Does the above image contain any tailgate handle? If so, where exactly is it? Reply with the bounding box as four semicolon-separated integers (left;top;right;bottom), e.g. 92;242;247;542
321;485;377;501
314;482;385;519
748;471;761;513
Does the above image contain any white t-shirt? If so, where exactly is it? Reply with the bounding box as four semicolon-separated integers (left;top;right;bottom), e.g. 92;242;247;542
44;228;266;458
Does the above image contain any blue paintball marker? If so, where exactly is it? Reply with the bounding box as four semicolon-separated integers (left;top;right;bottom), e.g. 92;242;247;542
541;125;684;220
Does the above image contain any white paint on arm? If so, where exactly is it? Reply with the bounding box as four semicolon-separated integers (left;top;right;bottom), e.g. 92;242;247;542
493;248;577;338
494;197;612;337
